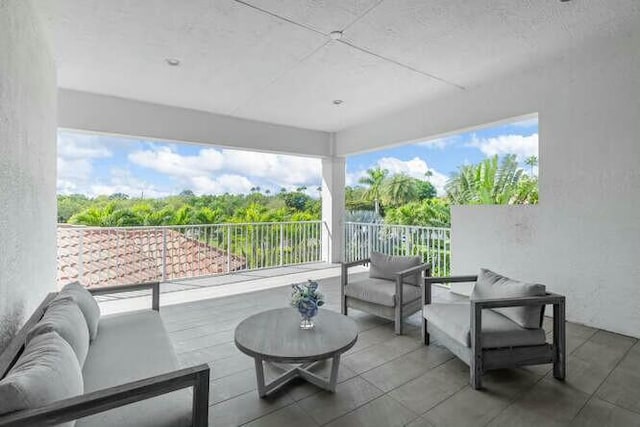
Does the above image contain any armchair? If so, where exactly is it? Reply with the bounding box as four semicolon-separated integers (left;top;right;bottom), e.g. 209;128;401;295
341;252;430;335
422;269;566;390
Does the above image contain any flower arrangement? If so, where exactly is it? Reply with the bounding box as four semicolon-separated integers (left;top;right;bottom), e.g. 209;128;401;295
290;280;325;329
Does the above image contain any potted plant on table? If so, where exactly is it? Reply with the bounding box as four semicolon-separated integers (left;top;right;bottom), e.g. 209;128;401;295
290;280;325;329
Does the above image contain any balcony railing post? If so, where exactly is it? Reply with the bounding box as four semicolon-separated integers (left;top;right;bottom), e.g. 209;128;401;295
78;229;84;285
226;225;232;273
279;223;284;266
161;228;167;282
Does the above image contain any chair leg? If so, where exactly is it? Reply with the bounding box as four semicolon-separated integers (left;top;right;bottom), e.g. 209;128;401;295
422;316;430;345
470;359;483;390
394;304;403;335
553;301;566;380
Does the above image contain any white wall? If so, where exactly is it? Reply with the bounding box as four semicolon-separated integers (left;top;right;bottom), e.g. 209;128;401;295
0;0;58;350
59;89;332;158
337;29;640;337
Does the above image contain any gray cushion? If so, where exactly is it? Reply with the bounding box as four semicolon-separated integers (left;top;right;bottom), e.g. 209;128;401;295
424;303;546;349
59;282;101;341
345;277;421;307
369;252;422;286
471;269;546;329
28;296;90;365
0;332;83;426
77;310;191;427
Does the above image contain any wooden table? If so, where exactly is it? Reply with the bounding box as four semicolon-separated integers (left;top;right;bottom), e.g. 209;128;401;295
234;308;358;397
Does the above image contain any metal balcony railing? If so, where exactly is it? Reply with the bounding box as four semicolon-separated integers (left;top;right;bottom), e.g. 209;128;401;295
344;222;451;277
57;221;323;288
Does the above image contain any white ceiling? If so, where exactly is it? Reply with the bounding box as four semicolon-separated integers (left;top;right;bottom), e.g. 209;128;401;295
37;0;639;132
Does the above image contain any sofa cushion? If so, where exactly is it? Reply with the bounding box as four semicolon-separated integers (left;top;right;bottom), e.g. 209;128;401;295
0;332;83;427
369;252;422;286
77;310;192;427
346;277;421;307
471;269;546;329
59;282;101;340
27;296;90;365
424;303;546;349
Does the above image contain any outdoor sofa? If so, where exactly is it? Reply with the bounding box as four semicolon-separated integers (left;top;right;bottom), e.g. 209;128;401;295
0;282;210;427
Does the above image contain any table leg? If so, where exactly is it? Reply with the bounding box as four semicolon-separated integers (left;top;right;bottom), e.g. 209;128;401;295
254;357;267;398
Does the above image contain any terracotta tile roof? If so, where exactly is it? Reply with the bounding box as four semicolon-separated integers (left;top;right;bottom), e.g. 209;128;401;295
57;226;246;288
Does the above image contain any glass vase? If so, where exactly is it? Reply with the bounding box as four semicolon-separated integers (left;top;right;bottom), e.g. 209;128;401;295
299;317;315;330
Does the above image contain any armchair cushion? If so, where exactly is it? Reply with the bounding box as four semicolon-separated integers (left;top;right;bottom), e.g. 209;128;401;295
369;252;422;286
424;303;546;349
345;277;421;307
472;269;546;329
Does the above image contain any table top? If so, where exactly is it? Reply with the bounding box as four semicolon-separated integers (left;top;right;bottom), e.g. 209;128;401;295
234;308;358;362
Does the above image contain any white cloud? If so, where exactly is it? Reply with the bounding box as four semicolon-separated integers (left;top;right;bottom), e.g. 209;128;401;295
469;133;538;162
128;147;225;178
190;174;254;195
58;133;112;159
416;136;457;150
128;146;322;195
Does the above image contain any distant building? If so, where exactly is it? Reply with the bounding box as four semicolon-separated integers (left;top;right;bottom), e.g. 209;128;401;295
57;225;246;288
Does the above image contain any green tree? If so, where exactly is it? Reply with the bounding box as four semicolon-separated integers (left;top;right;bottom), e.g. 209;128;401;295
385;198;451;228
358;167;388;215
381;173;418;207
415;179;437;200
525;155;538;177
445;154;537;205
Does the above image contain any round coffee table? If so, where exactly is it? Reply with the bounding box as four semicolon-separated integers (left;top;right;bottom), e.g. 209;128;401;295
235;308;358;397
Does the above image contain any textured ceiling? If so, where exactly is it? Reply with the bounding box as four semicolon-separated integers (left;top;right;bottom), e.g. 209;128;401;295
37;0;639;132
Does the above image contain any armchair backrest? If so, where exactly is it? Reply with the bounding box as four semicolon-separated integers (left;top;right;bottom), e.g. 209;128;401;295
369;252;422;286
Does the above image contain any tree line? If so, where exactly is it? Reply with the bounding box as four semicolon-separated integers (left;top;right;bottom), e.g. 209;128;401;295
59;154;538;228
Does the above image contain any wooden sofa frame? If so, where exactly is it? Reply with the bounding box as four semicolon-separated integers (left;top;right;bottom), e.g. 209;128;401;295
341;258;431;335
422;275;566;390
0;282;210;427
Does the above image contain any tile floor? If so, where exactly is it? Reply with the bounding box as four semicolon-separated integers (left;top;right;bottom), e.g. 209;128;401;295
157;274;640;427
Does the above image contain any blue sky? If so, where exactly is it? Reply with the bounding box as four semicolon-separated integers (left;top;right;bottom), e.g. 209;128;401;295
57;116;537;198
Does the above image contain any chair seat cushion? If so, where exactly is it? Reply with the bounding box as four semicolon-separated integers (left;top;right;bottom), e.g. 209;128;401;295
77;311;192;427
423;303;547;349
345;277;421;307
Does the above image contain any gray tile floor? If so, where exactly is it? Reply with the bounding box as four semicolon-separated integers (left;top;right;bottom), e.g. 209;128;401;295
159;274;640;427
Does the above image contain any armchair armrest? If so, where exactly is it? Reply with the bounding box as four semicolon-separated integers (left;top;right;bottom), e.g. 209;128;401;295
395;263;430;279
422;275;478;306
470;292;565;310
0;364;210;427
469;292;566;387
89;281;160;311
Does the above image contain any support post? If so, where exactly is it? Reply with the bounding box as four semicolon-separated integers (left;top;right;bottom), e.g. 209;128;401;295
321;156;346;264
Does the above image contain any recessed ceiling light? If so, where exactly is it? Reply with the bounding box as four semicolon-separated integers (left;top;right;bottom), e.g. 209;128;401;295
329;31;343;41
333;99;344;105
166;58;181;66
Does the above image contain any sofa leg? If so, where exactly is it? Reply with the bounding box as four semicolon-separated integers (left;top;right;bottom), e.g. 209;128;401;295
192;367;210;426
394;305;403;335
470;365;482;390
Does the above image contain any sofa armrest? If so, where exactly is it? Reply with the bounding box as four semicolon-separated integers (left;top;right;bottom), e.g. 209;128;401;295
470;292;565;310
0;364;210;427
89;282;160;311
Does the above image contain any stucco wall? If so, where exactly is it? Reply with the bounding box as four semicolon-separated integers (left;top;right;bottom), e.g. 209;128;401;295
338;28;640;337
0;0;57;350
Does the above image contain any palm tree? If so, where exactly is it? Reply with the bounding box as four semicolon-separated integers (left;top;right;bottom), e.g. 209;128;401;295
381;173;418;207
446;154;533;205
358;167;388;215
525;155;538;176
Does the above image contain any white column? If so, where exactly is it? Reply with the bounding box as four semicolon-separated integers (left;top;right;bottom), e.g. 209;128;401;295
321;157;346;263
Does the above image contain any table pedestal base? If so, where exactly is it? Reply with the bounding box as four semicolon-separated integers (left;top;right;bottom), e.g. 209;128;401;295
254;355;341;398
